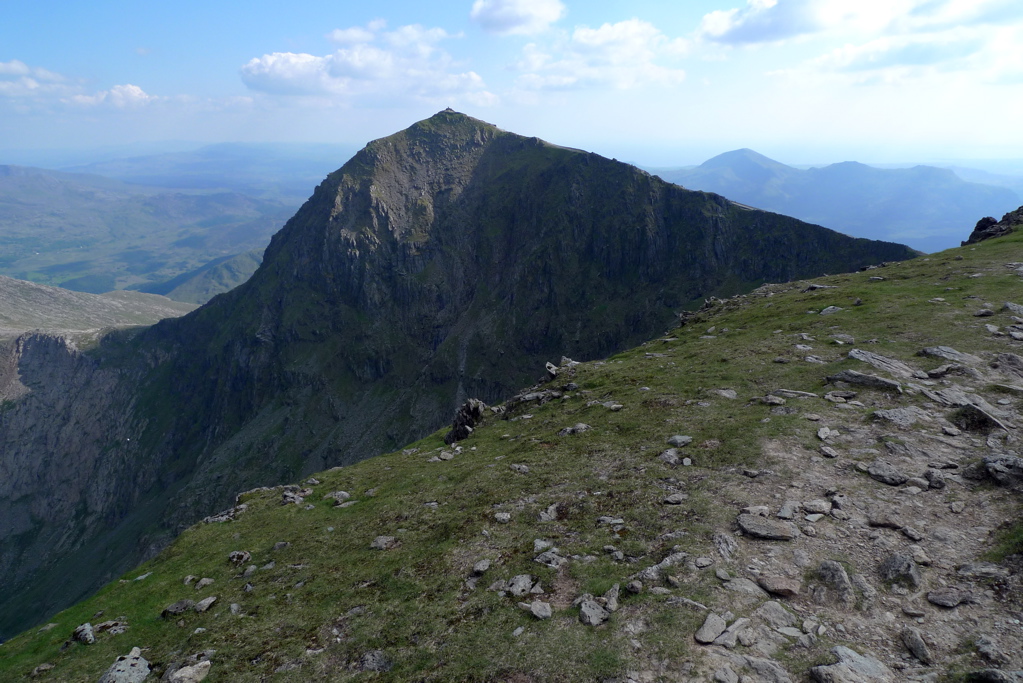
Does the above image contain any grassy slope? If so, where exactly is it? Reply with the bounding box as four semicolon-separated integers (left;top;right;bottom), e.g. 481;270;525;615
2;230;1022;681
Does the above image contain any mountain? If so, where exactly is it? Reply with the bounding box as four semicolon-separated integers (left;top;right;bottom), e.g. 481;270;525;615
655;149;1022;253
0;275;196;342
1;214;1021;682
0;110;917;642
0;165;290;295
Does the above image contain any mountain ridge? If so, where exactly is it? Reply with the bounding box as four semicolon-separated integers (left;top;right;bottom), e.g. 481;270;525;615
0;110;916;641
657;150;1021;252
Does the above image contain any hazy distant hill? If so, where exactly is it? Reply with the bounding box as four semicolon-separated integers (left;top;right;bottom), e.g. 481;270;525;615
0;274;195;341
654;149;1021;252
133;249;264;305
0;165;291;294
66;142;358;204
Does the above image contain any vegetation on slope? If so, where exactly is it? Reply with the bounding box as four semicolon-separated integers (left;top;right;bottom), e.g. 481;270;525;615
2;226;1021;681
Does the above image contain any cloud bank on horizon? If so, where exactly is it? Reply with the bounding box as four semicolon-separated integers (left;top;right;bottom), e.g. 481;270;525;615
1;0;1022;164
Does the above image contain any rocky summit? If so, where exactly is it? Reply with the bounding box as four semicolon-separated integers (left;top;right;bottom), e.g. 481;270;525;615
1;209;1021;681
0;110;916;641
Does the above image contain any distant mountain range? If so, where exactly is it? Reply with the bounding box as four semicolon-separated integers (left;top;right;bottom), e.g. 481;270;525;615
651;149;1022;253
0;165;289;296
64;142;358;204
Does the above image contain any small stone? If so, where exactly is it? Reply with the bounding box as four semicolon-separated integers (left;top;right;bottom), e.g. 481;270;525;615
667;435;693;447
228;550;251;565
494;512;512;524
927;586;972;608
472;559;491;575
161;600;196;619
901;627;933;665
359;650;392;672
803;499;832;514
626;580;643;594
737;513;799;540
195;577;214;591
820;446;840;458
758;575;801;597
878;554;922;588
168;660;211;683
867;460;909;486
695;557;713;568
663;493;688;505
507;575;534;597
509;464;528;474
370;535;398;550
273;541;290;551
658;449;681;465
530;601;552;620
694;612;728;643
579;600;610;626
72;623;96;644
777;501;800;519
194;596;217;613
951;501;966;513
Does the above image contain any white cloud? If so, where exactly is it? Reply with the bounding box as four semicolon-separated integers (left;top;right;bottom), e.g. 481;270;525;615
242;22;495;106
698;0;1022;45
470;0;565;36
0;59;74;99
68;83;158;107
514;19;688;90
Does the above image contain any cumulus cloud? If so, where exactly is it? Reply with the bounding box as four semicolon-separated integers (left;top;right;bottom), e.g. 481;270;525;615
514;19;688;90
242;22;496;105
699;0;823;45
0;59;73;98
815;33;984;72
68;83;158;107
470;0;565;35
0;59;159;109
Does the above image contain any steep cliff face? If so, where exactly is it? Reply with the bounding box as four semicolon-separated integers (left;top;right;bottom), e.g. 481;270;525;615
0;110;918;639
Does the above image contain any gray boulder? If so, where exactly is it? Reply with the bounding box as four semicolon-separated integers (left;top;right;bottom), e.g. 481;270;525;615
161;600;195;619
737;513;799;540
360;650;392;672
878;554;922;588
98;648;151;683
579;599;610;626
810;646;894;682
72;622;95;644
867;461;909;486
694;612;727;643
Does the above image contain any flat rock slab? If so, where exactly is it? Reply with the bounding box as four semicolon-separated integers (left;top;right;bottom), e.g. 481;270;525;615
695;612;728;643
161;600;195;619
98;647;151;683
810;645;894;682
826;369;902;392
867;460;909;486
737;513;799;540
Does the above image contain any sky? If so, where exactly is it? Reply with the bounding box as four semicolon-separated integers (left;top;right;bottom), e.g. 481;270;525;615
2;0;1023;166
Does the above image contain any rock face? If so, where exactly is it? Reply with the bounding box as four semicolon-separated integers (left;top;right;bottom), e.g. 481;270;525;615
962;206;1023;245
0;110;918;639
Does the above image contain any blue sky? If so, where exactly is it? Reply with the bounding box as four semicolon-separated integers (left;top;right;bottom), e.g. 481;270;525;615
2;0;1023;166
